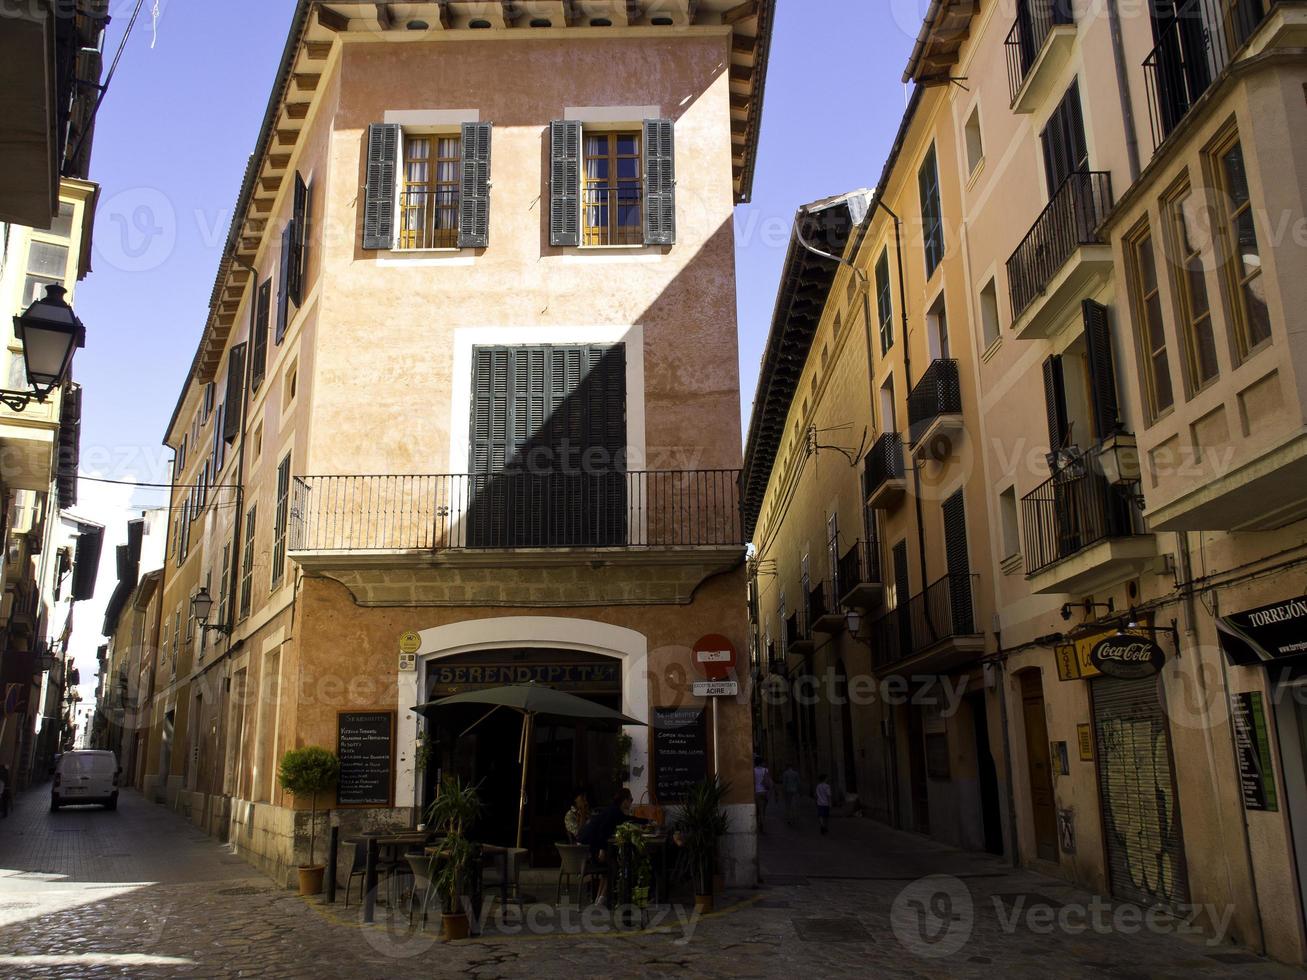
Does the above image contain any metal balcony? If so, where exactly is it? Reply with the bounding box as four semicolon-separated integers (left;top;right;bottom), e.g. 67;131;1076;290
1144;0;1270;150
864;433;907;511
1005;0;1077;112
1021;445;1156;595
907;359;964;455
1007;171;1114;338
289;470;743;553
837;540;883;609
870;573;983;674
808;580;846;633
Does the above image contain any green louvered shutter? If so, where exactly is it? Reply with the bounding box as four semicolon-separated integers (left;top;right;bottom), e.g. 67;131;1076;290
222;343;246;444
276;222;292;344
1043;354;1069;455
458;122;492;248
585;345;627;544
549;120;581;247
251;279;270;390
469;348;512;547
363;123;400;250
1082;299;1121;440
643;118;676;246
289;173;309;305
943;489;973;634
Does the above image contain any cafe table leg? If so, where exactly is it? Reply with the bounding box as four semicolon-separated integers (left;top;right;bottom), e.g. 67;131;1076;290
363;838;379;924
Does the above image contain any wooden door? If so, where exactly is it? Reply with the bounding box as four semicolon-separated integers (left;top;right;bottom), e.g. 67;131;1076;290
1020;671;1059;861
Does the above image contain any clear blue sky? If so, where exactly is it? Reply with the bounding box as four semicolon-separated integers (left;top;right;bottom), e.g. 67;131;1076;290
74;0;918;482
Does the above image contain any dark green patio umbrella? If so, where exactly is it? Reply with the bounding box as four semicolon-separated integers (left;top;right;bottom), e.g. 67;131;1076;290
412;683;644;848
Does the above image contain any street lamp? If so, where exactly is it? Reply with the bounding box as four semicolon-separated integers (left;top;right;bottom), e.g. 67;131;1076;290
190;587;230;636
5;285;85;411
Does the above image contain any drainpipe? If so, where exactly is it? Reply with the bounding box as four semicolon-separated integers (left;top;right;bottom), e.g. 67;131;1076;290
1106;0;1142;182
993;633;1021;869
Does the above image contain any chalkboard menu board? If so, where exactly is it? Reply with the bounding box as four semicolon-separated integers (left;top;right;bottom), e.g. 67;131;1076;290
337;711;394;807
653;707;708;803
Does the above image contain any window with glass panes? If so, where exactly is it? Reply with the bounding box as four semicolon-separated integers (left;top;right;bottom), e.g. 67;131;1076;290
1128;225;1174;419
1164;187;1218;391
1214;136;1271;356
918;145;944;277
583;131;643;246
271;453;291;586
875;251;894;354
240;505;256;619
400;134;461;249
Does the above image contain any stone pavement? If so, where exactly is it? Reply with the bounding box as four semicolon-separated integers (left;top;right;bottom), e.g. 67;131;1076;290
0;787;1299;978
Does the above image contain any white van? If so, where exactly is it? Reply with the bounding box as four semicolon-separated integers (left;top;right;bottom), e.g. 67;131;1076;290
51;750;120;810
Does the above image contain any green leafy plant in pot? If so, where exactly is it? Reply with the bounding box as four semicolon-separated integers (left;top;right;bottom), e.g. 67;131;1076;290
675;776;729;914
277;746;340;896
613;821;653;919
426;775;481;941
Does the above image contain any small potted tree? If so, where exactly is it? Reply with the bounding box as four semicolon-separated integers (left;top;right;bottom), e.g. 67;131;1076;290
676;776;730;914
277;746;339;896
426;775;481;941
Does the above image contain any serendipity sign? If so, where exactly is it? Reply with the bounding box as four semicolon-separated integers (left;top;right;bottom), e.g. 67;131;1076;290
1088;634;1166;679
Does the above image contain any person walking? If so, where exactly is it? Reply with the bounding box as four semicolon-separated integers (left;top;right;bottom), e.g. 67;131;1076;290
815;773;831;836
753;757;774;833
781;763;800;827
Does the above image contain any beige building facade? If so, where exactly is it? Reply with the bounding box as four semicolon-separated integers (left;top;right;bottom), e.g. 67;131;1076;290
746;0;1307;963
139;0;773;888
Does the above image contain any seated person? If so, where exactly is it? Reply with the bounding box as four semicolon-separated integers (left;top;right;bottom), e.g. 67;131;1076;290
564;790;591;844
577;788;647;863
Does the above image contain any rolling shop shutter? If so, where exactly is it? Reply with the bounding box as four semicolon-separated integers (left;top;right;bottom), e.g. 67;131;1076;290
1091;675;1190;912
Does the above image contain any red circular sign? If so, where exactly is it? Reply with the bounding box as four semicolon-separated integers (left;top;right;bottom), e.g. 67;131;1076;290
693;634;737;681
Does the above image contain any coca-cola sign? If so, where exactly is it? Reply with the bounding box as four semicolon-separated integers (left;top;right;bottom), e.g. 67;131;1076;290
1089;634;1165;679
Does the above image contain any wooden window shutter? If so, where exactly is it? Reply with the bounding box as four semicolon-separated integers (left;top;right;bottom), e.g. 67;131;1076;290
1042;354;1069;453
222;343;246;444
892;540;909;606
1082;299;1121;440
549;120;582;247
469;348;512;547
642;118;676;246
251;279;271;389
458;122;492;249
362;123;400;250
289;173;309;305
942;489;974;633
276;222;292;345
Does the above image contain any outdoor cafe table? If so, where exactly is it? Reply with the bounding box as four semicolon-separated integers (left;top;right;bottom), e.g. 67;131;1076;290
345;831;429;923
605;833;671;911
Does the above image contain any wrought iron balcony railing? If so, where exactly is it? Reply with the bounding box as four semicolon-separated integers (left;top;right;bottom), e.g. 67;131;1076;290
1007;170;1113;320
1005;0;1076;103
1144;0;1269;149
864;432;906;501
837;540;881;602
1021;446;1143;575
907;359;963;446
870;573;980;671
289;470;743;553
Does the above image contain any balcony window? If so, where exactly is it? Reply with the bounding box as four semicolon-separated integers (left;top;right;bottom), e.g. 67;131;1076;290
1005;0;1075;105
1144;0;1269;148
1214;136;1272;357
583;131;643;246
1021;445;1146;582
1164;186;1218;391
907;358;963;448
1127;224;1174;419
401;134;461;249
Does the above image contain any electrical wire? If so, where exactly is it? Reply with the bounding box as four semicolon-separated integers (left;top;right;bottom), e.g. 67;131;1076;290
65;0;148;171
77;474;239;491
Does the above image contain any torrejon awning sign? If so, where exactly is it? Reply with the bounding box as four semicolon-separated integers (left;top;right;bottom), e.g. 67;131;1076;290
1217;593;1307;666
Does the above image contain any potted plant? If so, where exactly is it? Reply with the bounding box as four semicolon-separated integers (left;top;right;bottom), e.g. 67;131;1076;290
613;821;653;922
277;746;339;897
614;731;633;787
675;776;729;914
426;775;481;941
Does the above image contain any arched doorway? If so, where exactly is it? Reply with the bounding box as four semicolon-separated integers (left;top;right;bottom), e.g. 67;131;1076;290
422;648;624;864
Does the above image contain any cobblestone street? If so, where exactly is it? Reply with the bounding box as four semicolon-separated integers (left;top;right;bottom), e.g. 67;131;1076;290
0;788;1300;978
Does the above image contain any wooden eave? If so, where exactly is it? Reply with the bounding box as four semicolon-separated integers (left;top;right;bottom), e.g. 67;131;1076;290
903;0;979;85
